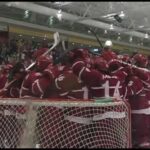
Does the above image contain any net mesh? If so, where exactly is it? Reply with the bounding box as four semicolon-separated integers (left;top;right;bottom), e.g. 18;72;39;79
0;99;131;148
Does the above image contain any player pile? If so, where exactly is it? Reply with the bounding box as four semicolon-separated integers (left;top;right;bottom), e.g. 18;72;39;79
0;45;149;148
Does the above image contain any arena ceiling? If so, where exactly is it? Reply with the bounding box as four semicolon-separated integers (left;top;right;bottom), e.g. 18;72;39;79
1;2;150;48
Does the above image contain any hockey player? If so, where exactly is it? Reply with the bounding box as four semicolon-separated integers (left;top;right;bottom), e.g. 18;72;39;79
0;64;13;90
132;53;148;68
71;49;148;147
0;62;26;98
128;54;150;148
112;53;149;148
0;62;27;148
20;48;54;98
56;48;122;148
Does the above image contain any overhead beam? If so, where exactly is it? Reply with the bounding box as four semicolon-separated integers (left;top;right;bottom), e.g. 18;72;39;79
0;16;149;52
5;2;148;39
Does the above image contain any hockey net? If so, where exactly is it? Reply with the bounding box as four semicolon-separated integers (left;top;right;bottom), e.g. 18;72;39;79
0;98;131;148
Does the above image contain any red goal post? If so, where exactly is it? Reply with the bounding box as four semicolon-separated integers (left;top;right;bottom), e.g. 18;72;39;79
0;98;131;148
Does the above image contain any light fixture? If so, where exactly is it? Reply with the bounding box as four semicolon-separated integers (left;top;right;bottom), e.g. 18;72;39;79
57;9;62;21
129;36;133;42
117;36;121;40
54;2;61;4
102;13;117;18
32;36;34;39
104;40;112;47
49;16;54;25
104;30;107;34
88;30;91;33
110;24;114;30
7;2;12;7
118;33;120;35
119;11;125;18
19;34;22;37
24;10;29;19
139;25;144;28
145;33;149;39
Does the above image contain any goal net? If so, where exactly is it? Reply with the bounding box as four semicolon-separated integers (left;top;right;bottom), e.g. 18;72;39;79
0;98;131;148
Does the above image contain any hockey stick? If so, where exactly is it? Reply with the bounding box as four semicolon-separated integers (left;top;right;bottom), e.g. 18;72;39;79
116;59;150;72
25;32;60;71
86;27;104;50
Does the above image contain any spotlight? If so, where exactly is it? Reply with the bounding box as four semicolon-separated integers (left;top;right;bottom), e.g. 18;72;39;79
57;9;62;21
117;36;121;40
88;30;91;33
49;16;54;25
110;24;114;30
129;36;133;42
145;33;149;39
24;10;29;19
104;30;108;34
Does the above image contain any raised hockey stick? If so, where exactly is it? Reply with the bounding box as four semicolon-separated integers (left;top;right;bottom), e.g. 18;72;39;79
116;59;150;72
87;27;104;50
25;32;60;71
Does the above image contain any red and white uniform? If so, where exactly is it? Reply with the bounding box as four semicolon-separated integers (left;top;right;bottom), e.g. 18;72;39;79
54;69;90;100
72;59;124;100
0;64;13;90
20;71;42;98
130;67;150;147
0;71;8;90
31;64;61;98
101;50;117;63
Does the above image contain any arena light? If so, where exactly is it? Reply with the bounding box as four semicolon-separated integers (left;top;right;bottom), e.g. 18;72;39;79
104;40;112;47
145;33;149;39
24;10;29;19
57;9;62;21
129;36;133;42
48;16;54;25
110;24;114;30
104;30;107;34
88;30;91;33
139;25;144;28
117;36;121;40
119;11;125;18
54;2;72;6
